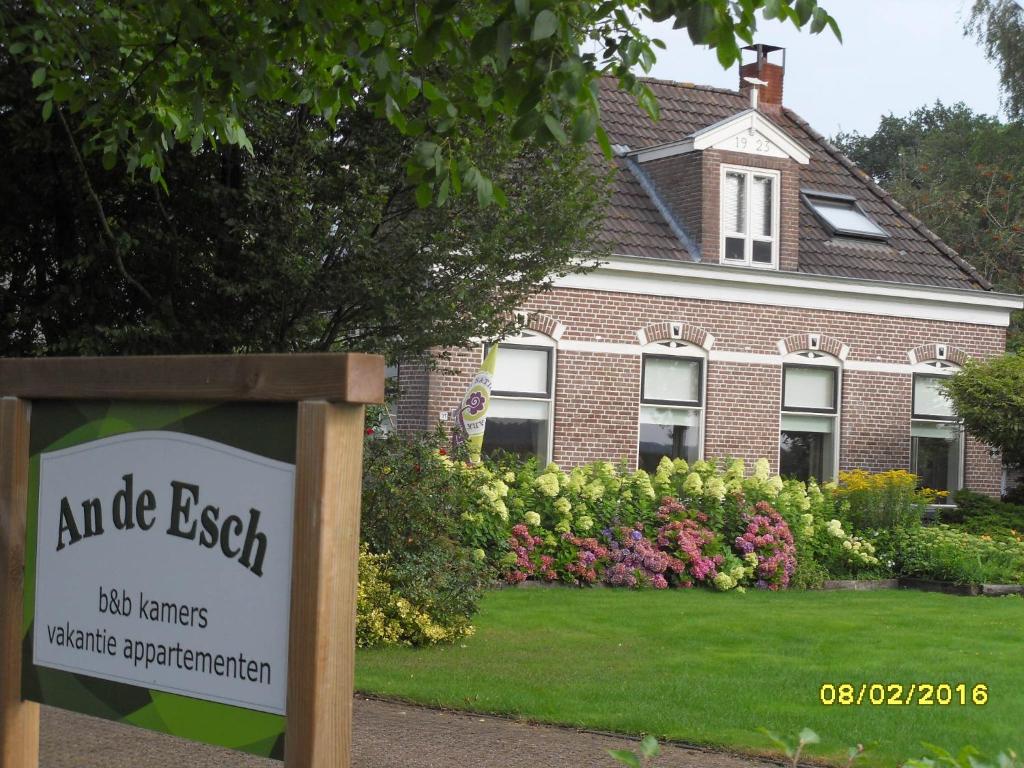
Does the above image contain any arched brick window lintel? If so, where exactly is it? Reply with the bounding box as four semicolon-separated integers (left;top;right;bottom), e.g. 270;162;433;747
638;322;715;350
777;333;850;361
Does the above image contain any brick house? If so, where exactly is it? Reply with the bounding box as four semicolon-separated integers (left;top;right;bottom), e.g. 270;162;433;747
398;45;1023;497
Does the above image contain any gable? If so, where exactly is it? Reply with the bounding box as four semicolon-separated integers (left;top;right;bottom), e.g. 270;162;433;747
628;109;810;165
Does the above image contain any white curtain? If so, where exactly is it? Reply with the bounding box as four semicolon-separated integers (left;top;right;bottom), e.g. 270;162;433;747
493;346;549;395
643;357;700;403
724;171;746;234
783;367;836;411
913;376;954;418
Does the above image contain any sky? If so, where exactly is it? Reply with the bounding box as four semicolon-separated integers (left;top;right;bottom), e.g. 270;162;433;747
637;0;1006;138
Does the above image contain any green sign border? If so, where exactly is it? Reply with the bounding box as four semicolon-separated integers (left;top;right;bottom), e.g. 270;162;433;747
21;400;296;759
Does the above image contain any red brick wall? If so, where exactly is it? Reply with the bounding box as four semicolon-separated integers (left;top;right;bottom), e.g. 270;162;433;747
644;153;703;247
839;371;911;473
553;351;640;467
398;286;1007;496
704;361;781;467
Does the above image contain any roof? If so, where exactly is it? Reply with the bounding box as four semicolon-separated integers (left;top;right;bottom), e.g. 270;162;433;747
596;77;990;291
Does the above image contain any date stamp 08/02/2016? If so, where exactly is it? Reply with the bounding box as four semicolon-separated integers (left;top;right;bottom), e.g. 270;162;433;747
819;683;989;707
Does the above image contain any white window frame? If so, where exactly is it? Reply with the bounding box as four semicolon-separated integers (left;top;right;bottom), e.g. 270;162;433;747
910;362;964;495
720;164;781;269
636;341;707;470
484;330;556;465
778;351;841;482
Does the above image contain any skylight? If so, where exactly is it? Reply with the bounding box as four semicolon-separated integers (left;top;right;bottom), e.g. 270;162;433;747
803;191;888;240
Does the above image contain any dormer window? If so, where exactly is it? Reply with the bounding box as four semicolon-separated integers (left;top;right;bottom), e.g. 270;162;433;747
721;165;779;268
803;190;888;240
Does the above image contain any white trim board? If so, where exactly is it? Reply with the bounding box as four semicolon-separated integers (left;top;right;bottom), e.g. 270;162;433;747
551;255;1023;327
556;340;919;374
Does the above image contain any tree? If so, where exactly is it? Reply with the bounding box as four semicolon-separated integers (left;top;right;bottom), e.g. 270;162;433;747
1;0;841;359
0;50;610;359
834;103;1024;350
966;0;1024;122
2;0;839;202
943;353;1024;470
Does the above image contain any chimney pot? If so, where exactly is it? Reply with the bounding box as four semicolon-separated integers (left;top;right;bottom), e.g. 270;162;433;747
739;43;785;111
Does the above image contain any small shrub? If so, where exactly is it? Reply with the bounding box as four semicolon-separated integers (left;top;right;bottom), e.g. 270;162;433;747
734;501;797;590
834;469;928;530
356;545;475;647
878;525;1024;584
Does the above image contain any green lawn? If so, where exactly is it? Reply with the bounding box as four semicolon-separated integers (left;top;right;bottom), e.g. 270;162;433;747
355;589;1023;766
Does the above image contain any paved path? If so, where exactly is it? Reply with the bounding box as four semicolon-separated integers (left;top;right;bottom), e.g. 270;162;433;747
40;695;780;768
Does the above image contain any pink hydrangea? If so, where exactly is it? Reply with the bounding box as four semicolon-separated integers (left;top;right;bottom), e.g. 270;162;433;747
734;500;796;590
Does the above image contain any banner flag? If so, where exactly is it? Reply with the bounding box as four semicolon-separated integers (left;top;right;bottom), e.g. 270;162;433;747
452;345;498;463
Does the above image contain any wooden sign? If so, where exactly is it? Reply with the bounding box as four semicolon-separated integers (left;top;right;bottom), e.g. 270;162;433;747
0;353;383;768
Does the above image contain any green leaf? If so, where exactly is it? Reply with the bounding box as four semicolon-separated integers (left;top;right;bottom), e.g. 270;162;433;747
422;80;443;102
762;0;783;20
827;16;843;42
686;4;717;45
531;10;558;41
543;113;568;144
31;67;46;87
148;165;161;183
41;99;53;121
8;41;27;55
595;123;613;159
495;22;512;68
798;728;820;746
415;182;432;208
436;176;450;207
102;150;117;171
795;0;815;25
514;0;529;18
810;7;828;34
492;184;508;208
607;749;641;768
571;109;596;143
640;734;660;758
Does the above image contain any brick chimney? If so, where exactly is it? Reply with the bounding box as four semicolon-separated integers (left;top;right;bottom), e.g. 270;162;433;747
739;44;785;112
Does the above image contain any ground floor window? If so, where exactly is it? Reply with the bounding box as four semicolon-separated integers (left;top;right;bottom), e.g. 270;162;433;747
780;414;835;482
481;340;554;465
779;362;839;483
483;398;551;465
911;373;962;493
638;406;700;471
637;351;703;472
911;421;962;493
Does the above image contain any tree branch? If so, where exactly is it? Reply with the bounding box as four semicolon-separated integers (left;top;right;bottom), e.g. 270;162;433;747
55;106;155;304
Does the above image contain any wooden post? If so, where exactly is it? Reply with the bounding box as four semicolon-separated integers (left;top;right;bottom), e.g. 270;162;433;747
285;401;366;768
0;398;39;768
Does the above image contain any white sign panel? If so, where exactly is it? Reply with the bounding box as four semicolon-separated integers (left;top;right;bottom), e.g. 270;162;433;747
33;431;295;715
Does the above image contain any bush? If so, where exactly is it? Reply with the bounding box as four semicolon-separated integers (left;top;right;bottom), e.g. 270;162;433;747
878;525;1024;585
356;545;475;647
945;489;1024;542
833;469;928;530
360;429;486;646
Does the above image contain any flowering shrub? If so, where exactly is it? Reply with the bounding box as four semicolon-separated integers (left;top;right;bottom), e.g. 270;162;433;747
356;545;475;647
834;469;928;530
365;426;1024;600
560;535;608;585
734;502;797;590
504;523;545;584
655;517;723;587
604;524;679;589
806;517;882;579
